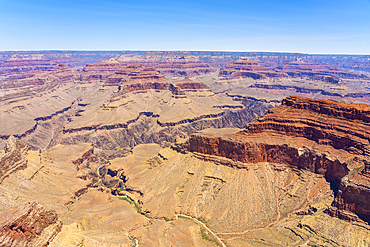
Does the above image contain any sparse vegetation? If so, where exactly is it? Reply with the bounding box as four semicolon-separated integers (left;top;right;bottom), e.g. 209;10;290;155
118;196;149;217
118;196;133;204
200;228;221;246
350;165;365;176
197;217;209;226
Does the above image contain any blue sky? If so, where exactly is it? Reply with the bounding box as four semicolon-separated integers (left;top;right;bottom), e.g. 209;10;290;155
0;0;369;54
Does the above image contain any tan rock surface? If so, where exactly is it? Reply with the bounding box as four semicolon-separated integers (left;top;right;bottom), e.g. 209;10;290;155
103;142;369;246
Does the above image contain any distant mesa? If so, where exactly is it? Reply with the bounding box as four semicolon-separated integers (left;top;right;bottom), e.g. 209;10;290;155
169;77;211;97
0;51;120;77
0;55;56;77
219;58;288;79
116;51;217;77
104;64;169;93
81;59;130;81
276;57;366;80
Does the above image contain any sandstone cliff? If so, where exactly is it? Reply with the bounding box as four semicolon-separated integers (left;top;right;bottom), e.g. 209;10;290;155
185;96;370;226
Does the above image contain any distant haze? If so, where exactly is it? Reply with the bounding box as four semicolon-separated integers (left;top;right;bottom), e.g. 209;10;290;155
0;0;369;54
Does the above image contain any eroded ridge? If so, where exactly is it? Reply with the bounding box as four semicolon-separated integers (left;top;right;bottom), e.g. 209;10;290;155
0;136;30;184
185;96;370;226
0;201;62;247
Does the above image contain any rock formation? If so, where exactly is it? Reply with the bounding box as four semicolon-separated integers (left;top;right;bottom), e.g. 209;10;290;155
81;58;130;81
184;96;370;226
276;58;364;80
0;55;56;77
1;51;370;246
104;65;169;92
0;136;29;184
117;51;217;77
0;201;62;247
0;51;121;77
168;77;210;97
219;58;287;79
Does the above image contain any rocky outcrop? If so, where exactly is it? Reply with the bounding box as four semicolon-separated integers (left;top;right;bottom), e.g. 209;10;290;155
168;78;210;97
104;65;169;91
219;58;287;79
0;136;29;184
72;146;127;191
184;96;370;226
0;201;62;246
81;59;130;81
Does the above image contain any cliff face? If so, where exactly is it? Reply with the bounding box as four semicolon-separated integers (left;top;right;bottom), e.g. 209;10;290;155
104;65;169;90
0;136;29;184
219;59;287;79
81;59;132;81
185;96;370;226
169;78;210;97
0;201;62;247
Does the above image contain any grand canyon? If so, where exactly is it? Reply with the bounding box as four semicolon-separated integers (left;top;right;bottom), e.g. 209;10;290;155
1;50;370;246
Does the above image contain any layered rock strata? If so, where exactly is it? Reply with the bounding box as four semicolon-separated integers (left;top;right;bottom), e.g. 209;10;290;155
185;96;370;226
105;66;169;93
219;59;287;79
117;51;216;77
0;51;120;77
0;201;62;247
168;77;210;97
0;136;29;184
276;58;365;80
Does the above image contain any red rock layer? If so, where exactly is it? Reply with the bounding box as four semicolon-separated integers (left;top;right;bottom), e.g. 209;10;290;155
81;59;130;81
0;201;61;246
219;58;287;79
168;78;210;97
104;65;169;90
184;96;370;225
172;77;209;90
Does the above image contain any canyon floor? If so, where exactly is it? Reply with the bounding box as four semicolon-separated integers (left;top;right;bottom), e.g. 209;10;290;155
0;51;370;246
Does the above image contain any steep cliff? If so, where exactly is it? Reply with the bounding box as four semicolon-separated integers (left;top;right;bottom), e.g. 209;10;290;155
185;96;370;226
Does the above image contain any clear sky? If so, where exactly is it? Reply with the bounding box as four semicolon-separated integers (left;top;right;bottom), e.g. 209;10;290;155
1;0;369;54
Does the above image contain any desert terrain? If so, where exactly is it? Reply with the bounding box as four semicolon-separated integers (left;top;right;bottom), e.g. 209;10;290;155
1;51;370;246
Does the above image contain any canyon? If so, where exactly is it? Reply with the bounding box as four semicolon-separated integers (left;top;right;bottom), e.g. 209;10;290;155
0;50;370;246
